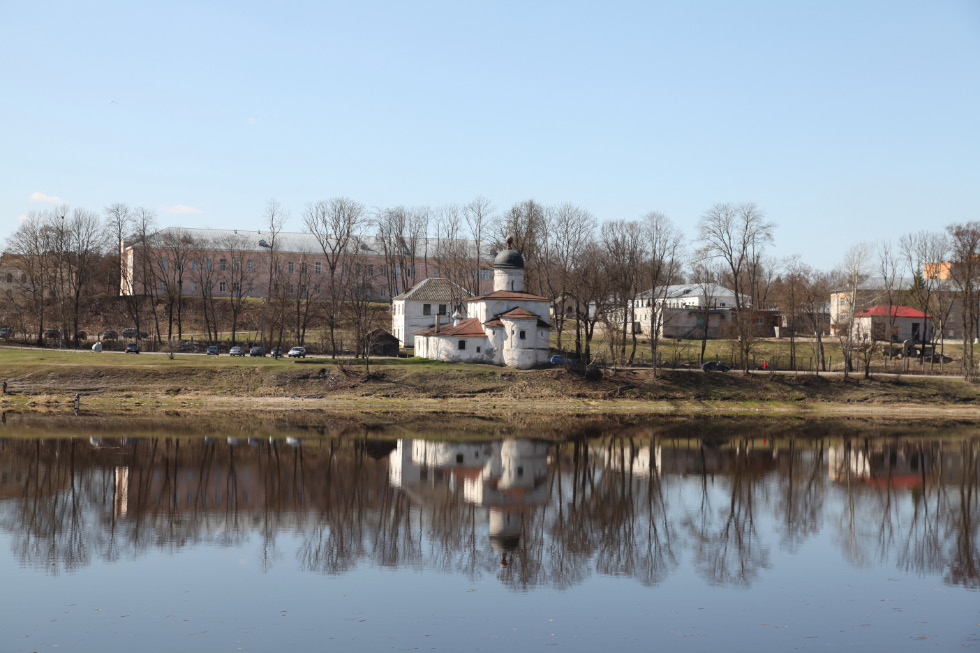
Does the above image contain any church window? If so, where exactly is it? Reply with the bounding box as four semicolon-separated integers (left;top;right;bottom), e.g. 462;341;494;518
519;330;526;340
458;340;466;350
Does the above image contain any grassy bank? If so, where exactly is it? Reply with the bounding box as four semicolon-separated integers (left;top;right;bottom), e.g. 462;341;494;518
1;346;979;417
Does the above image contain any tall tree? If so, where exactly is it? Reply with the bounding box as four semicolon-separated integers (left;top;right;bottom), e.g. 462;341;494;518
643;211;683;377
697;202;775;372
946;222;980;376
305;197;364;356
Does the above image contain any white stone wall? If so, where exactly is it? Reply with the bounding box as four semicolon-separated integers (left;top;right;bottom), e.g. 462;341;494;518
416;334;494;364
493;267;523;292
392;298;451;347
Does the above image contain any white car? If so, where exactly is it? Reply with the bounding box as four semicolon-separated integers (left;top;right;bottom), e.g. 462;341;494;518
286;346;306;358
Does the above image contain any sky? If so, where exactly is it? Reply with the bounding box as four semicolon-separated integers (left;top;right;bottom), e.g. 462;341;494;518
2;1;978;270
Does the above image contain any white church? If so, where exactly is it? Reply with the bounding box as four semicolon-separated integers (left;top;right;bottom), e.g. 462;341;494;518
412;238;552;369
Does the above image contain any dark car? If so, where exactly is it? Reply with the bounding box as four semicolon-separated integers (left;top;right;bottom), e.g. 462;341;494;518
229;346;245;356
269;346;283;358
702;361;730;372
122;328;138;338
43;328;59;339
249;346;264;357
206;346;219;356
0;328;12;339
102;330;118;340
125;343;140;354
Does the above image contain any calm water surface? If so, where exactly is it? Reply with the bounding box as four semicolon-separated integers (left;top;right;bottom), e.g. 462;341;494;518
1;417;978;651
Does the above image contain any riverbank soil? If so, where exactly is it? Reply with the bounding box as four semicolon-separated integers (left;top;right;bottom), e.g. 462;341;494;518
1;347;979;417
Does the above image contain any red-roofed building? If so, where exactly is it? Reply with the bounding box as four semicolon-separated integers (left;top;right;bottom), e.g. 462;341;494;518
851;305;932;344
413;238;552;368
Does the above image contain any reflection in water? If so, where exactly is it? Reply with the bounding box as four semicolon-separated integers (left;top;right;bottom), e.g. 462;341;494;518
0;434;978;591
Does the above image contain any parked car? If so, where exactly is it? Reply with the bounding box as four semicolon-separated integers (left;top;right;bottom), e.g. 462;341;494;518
249;346;264;357
122;328;138;338
702;361;730;372
125;343;140;354
287;346;306;358
206;346;219;356
75;330;87;341
550;354;566;365
43;328;59;339
229;346;245;356
102;330;118;340
0;328;12;339
269;346;283;358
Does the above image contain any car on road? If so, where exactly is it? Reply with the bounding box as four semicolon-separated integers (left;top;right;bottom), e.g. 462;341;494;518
125;343;140;354
206;346;219;356
249;346;264;357
287;346;307;358
701;361;730;372
229;346;245;356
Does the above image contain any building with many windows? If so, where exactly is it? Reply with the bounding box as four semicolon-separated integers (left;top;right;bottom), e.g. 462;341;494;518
120;227;495;301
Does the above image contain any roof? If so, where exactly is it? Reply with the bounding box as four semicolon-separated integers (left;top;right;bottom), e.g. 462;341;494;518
143;227;496;261
853;305;930;318
498;307;539;319
465;289;549;302
493;248;525;269
414;317;488;338
484;317;552;329
392;277;471;302
637;283;738;300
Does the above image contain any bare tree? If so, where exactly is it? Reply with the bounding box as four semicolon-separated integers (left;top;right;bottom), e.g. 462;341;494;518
571;242;612;363
433;204;471;313
463;196;494;295
602;219;644;365
306;197;364;356
541;204;596;352
697;202;775;372
643;211;683;376
499;200;547;295
690;260;721;364
261;198;288;349
901;230;949;370
7;210;54;345
946;222;980;376
221;232;257;345
835;243;872;379
156;228;193;341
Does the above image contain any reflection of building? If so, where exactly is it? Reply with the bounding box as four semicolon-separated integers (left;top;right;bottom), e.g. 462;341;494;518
828;444;929;488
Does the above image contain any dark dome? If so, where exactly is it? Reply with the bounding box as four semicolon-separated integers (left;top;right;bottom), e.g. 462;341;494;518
493;248;524;269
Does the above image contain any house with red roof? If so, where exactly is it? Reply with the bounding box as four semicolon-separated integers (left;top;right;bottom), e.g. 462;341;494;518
413;237;552;368
851;305;932;344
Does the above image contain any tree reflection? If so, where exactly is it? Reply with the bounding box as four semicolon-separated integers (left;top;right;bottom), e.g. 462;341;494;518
0;432;976;591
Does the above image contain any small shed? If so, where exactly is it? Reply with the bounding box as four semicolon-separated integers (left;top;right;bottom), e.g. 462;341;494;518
362;329;400;357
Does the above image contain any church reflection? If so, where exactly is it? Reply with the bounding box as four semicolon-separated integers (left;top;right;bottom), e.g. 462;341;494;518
0;433;977;590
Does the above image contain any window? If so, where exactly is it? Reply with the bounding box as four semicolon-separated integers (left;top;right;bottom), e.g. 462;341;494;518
315;261;322;274
247;260;255;272
438;304;447;315
219;281;227;292
301;262;308;274
394;265;401;276
458;340;466;350
160;260;167;271
406;266;414;278
191;260;198;271
4;273;10;283
381;288;387;298
205;257;213;272
519;330;526;340
288;261;295;274
476;346;481;353
233;282;240;293
219;258;227;271
367;264;374;276
233;259;241;271
480;269;491;281
433;266;439;277
423;304;431;316
276;261;282;272
191;282;198;291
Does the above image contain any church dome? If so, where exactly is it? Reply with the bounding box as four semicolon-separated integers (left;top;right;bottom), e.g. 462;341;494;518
493;235;524;269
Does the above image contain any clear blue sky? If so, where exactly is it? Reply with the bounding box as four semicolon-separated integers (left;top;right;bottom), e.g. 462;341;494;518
2;1;978;269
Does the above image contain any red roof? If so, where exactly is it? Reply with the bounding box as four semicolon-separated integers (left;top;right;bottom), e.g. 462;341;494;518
854;305;930;318
414;317;487;338
498;307;539;319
